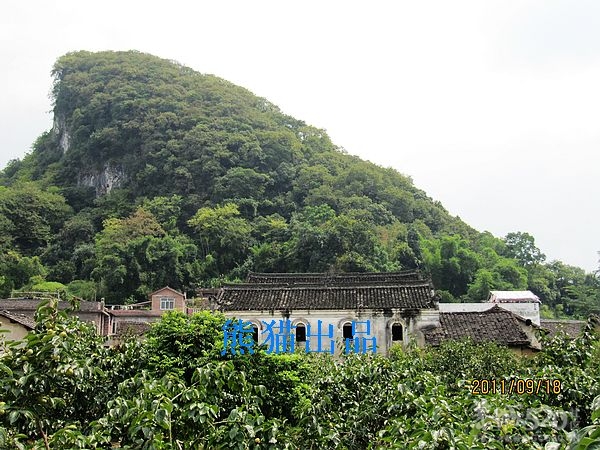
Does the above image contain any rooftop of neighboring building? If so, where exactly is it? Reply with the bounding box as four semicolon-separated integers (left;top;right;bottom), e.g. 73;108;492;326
423;305;536;348
488;290;541;303
540;319;587;339
0;310;36;330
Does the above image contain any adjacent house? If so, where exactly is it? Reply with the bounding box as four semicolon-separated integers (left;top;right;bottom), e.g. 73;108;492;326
423;305;541;355
108;286;186;340
0;298;111;336
540;319;588;339
0;310;36;341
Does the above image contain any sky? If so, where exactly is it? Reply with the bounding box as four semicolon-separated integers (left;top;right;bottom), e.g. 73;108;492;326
0;0;599;272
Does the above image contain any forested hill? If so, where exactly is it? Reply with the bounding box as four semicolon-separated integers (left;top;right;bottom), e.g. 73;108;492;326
0;50;598;316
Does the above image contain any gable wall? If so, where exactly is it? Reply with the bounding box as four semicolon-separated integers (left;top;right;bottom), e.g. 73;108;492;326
150;288;185;312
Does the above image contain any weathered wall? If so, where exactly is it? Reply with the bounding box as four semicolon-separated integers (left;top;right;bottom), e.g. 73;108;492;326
223;308;441;356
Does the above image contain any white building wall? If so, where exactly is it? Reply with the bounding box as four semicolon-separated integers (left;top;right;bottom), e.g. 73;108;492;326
439;302;540;326
223;308;440;355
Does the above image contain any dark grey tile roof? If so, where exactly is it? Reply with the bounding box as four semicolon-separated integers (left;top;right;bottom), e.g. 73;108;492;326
540;319;586;339
245;270;423;286
424;305;531;347
218;282;436;311
0;310;36;329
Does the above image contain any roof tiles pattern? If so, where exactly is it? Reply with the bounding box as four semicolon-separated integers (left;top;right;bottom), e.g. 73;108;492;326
540;319;586;339
0;310;36;329
424;306;531;347
245;270;423;286
218;283;435;311
0;299;103;312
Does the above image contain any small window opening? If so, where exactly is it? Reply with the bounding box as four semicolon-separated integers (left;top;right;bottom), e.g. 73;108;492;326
392;323;403;341
252;325;259;344
343;323;353;340
296;324;306;342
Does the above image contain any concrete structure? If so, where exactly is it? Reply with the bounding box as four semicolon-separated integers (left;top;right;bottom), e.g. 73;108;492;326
438;290;541;326
108;287;187;340
149;286;186;313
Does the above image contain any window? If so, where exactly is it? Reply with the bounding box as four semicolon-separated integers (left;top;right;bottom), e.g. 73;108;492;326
392;323;403;342
252;325;259;344
296;324;306;342
343;322;353;340
160;297;175;310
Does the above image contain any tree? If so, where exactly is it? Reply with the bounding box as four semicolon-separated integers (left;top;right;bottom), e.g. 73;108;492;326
0;183;72;255
187;203;253;273
504;232;546;267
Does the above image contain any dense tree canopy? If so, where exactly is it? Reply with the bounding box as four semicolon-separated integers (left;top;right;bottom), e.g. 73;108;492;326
0;50;597;315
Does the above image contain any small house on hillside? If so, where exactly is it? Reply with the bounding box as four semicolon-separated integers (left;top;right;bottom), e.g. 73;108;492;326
108;286;186;339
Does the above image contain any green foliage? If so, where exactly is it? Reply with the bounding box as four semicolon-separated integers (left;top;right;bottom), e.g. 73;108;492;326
66;279;97;300
188;203;253;273
144;310;226;379
0;183;72;255
0;299;145;446
0;49;597;316
424;339;523;387
0;303;599;448
504;232;546;267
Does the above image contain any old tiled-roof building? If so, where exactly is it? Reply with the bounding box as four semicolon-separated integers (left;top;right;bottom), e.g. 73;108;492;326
245;270;423;285
217;271;542;355
0;298;112;336
218;271;437;355
423;305;541;355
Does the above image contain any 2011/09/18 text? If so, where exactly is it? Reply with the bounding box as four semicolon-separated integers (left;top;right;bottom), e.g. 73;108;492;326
470;378;562;395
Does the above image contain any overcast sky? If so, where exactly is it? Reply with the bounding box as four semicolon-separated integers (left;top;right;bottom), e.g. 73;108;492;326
1;0;599;272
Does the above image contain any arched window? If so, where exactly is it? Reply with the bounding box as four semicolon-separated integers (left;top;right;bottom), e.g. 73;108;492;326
252;325;259;344
391;323;403;342
343;322;354;340
295;323;307;342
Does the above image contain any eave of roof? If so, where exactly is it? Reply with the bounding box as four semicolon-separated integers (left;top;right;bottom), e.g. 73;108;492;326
109;310;163;317
0;310;36;329
148;286;184;297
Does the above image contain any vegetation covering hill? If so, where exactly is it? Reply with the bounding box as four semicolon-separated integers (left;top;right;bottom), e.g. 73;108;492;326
0;50;598;315
0;302;599;448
